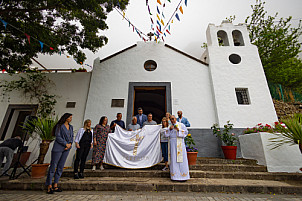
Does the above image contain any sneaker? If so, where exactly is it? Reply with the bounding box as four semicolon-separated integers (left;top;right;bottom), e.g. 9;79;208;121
162;167;169;171
92;165;96;171
100;165;104;171
79;172;84;179
74;173;79;179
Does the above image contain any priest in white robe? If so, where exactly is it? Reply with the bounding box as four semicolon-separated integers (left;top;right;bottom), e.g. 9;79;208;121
165;115;190;181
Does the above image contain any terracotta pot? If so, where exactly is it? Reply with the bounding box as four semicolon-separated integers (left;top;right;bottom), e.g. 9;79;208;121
221;146;237;160
38;140;52;164
187;152;198;165
31;163;50;179
10;152;31;168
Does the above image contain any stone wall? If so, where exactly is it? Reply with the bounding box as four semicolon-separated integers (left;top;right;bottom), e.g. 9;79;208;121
273;100;302;120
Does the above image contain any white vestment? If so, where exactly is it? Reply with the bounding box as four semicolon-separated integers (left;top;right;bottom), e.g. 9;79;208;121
165;122;190;181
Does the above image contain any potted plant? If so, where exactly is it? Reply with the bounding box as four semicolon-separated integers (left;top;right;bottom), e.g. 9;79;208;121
211;121;237;160
270;114;302;153
184;134;198;165
24;116;58;178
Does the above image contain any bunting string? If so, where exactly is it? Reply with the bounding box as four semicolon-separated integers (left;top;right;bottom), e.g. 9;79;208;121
0;18;93;69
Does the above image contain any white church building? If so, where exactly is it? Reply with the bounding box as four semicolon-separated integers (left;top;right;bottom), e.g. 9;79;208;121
0;21;278;167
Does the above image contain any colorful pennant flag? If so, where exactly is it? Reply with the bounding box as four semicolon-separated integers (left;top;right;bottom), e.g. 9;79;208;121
157;14;161;21
160;19;165;26
39;41;44;52
185;0;188;6
157;21;162;30
157;0;162;5
123;11;125;19
166;29;171;34
0;19;8;30
157;26;162;34
150;17;154;24
24;33;30;44
148;5;152;15
179;6;183;14
175;13;180;21
157;6;160;14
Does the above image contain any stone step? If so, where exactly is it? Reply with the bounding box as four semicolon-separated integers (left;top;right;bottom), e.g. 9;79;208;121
98;163;268;172
196;158;258;165
1;176;301;194
62;169;302;181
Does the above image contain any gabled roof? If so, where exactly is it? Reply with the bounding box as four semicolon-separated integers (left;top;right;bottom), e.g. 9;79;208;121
99;43;209;66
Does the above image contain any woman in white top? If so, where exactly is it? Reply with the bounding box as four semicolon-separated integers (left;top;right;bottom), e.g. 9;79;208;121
160;117;169;171
74;119;93;179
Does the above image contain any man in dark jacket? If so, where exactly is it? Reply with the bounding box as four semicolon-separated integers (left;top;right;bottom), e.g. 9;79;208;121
0;136;22;176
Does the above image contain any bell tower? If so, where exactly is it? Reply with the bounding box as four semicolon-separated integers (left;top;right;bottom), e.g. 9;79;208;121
206;21;278;128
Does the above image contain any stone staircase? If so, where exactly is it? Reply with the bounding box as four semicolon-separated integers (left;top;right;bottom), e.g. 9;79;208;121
0;158;301;194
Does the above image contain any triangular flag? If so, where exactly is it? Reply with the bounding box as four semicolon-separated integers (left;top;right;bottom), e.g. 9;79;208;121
157;6;160;14
39;41;43;52
157;26;162;34
157;21;161;30
175;13;180;21
164;33;166;37
163;3;165;7
179;6;183;14
160;19;165;26
0;19;8;30
133;25;134;32
129;21;131;27
185;0;188;6
157;14;161;21
155;36;157;43
168;25;170;30
162;36;165;42
123;11;125;19
167;0;171;2
148;5;152;15
162;13;165;18
166;29;171;34
146;0;148;5
157;0;162;5
150;17;154;24
24;33;30;44
171;20;173;23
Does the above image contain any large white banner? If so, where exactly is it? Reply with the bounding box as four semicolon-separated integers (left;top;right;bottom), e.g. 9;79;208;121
104;125;162;169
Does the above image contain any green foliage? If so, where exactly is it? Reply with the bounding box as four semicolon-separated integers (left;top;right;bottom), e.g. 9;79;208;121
23;116;58;141
270;114;302;149
245;0;302;92
0;0;129;72
184;134;198;152
211;121;237;146
0;71;57;118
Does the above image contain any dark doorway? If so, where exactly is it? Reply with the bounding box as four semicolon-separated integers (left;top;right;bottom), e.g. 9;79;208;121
134;87;166;124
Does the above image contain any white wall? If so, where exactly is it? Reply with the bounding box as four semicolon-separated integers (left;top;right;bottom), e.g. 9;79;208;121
84;42;217;128
206;22;278;128
0;72;91;167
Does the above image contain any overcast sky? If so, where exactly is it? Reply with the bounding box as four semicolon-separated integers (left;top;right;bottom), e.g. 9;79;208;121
33;0;302;70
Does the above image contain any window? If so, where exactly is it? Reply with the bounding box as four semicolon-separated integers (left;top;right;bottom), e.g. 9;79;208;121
235;88;250;105
217;30;229;46
229;54;241;64
232;30;245;46
144;60;157;71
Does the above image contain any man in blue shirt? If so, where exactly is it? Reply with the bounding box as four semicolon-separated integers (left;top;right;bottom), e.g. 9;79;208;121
110;113;126;132
177;111;190;127
135;107;147;128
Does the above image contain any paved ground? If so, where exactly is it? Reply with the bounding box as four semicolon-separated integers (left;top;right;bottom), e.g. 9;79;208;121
0;190;301;201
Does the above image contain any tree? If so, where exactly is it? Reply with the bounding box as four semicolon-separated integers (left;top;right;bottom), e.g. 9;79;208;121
0;0;129;72
245;0;302;92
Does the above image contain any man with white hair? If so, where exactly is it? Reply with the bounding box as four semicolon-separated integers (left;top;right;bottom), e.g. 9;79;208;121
0;136;22;176
127;116;140;131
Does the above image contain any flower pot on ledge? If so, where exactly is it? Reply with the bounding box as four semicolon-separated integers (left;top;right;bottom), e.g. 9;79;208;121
221;146;237;160
187;152;198;165
31;163;50;179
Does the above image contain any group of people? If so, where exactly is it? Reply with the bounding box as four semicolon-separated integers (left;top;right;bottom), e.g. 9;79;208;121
0;107;191;194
